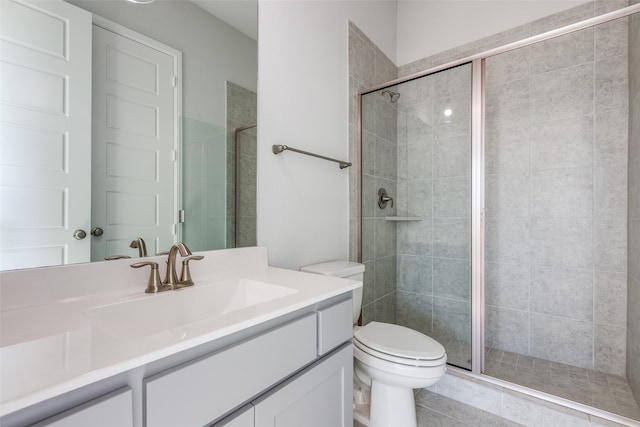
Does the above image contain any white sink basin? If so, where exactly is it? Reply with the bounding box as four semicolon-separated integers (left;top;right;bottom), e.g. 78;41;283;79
86;279;298;340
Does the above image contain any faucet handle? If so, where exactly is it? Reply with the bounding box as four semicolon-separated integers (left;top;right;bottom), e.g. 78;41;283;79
131;261;171;293
176;255;204;289
129;237;148;257
105;255;131;260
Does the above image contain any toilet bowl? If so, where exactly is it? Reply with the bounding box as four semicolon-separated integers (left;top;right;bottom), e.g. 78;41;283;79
301;261;447;427
353;321;446;427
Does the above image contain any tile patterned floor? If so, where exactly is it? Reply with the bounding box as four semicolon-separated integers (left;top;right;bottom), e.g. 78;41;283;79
485;348;640;421
354;389;523;427
414;389;524;427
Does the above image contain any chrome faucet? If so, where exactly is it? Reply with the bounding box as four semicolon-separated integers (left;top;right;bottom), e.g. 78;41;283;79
129;237;148;257
131;261;170;293
163;242;192;288
131;242;203;293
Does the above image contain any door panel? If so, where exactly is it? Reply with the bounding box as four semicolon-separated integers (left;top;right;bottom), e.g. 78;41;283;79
359;62;474;370
0;0;92;270
254;345;353;427
91;25;177;260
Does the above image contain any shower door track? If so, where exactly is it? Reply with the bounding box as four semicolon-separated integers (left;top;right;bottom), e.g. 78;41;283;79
356;3;640;426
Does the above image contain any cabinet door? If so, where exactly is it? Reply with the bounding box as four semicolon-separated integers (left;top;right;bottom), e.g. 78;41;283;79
254;344;353;427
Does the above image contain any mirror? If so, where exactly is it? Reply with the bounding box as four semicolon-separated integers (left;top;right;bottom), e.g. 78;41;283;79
0;0;258;270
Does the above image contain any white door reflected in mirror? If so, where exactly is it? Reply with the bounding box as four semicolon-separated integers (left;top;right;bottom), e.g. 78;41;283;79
91;23;179;261
0;0;92;270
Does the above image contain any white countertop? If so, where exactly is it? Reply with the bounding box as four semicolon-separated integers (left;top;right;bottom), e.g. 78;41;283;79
0;247;360;417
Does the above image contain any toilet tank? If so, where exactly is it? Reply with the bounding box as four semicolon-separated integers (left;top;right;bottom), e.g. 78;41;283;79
300;261;365;325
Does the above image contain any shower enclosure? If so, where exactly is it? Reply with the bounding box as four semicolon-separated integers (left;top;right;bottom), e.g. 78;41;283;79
226;82;257;249
357;2;640;423
360;63;474;370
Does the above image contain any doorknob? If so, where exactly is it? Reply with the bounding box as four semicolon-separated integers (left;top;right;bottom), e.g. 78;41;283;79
73;229;87;240
91;227;104;237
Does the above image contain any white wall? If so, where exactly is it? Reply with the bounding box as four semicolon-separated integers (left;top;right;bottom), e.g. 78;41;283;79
396;0;591;66
257;0;396;269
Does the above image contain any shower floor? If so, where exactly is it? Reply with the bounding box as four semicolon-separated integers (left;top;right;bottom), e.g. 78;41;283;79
484;348;640;421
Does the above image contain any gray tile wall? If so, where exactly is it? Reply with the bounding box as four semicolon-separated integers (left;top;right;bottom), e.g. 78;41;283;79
226;82;257;248
395;64;473;368
396;1;632;376
349;23;398;324
482;13;629;377
628;0;640;405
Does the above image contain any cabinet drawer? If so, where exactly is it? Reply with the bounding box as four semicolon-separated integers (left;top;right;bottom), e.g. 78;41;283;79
317;299;352;355
212;405;254;427
145;314;317;427
31;388;133;427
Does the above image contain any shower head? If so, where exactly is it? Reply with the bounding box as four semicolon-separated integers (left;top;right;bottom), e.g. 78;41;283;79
381;90;401;103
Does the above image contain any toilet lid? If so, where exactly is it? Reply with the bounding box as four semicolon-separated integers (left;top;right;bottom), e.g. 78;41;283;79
354;322;446;360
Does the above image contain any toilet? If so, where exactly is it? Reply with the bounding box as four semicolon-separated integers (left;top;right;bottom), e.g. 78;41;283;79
301;261;447;427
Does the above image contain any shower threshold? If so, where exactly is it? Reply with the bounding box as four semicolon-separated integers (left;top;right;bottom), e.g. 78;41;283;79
484;348;640;422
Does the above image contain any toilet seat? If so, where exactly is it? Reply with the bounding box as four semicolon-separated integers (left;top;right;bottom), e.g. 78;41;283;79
354;322;446;367
354;339;447;368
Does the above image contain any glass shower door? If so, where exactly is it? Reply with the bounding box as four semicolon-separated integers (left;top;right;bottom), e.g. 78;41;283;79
482;14;639;420
360;63;473;369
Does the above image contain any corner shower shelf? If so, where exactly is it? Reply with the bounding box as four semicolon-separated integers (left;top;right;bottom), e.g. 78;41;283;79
384;217;422;221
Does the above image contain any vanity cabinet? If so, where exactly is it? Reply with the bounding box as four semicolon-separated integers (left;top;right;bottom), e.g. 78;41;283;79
145;314;318;426
146;298;353;427
213;345;352;427
30;388;133;427
0;288;355;427
145;300;353;427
